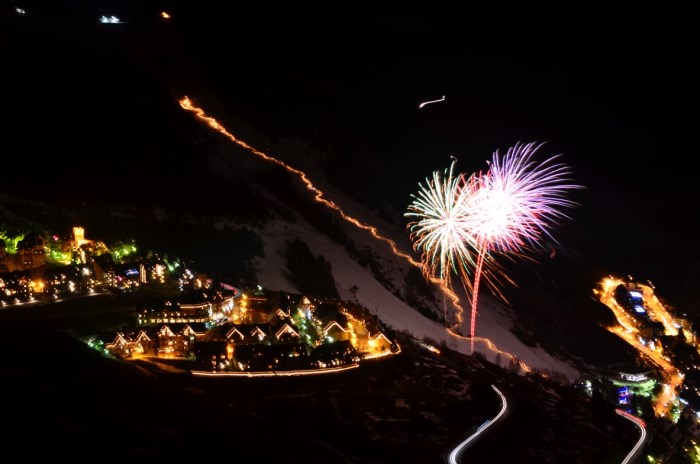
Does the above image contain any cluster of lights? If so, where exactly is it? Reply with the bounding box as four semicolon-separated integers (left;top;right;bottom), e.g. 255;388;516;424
99;15;121;24
598;276;687;418
108;287;398;372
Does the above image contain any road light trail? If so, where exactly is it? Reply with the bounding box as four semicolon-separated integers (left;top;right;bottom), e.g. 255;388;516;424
418;95;446;109
448;384;508;463
615;409;647;464
179;96;531;371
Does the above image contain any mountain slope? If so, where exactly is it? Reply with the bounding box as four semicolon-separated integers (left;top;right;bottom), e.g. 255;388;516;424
1;3;641;382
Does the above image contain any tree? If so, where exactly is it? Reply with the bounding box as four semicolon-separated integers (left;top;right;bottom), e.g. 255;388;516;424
284;237;339;298
349;285;359;302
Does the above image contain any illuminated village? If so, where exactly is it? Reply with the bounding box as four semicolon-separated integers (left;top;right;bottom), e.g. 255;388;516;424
95;285;399;375
0;226;399;375
591;277;700;426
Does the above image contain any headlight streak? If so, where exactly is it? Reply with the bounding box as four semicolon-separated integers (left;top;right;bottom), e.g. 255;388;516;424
418;95;446;109
615;409;647;464
448;384;507;464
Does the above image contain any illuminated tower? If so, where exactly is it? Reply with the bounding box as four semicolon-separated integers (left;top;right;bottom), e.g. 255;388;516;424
73;227;86;247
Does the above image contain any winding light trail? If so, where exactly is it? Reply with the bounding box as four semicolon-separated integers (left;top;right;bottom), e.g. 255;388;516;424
418;95;446;109
598;276;683;417
192;363;359;377
178;96;530;373
615;409;647;464
448;384;508;463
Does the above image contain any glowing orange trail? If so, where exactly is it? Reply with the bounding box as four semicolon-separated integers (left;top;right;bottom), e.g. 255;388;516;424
180;98;419;260
179;96;530;371
597;276;683;418
448;331;532;374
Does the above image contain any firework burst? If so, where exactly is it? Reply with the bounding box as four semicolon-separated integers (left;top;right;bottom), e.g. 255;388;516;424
406;142;582;352
405;159;508;329
405;160;473;289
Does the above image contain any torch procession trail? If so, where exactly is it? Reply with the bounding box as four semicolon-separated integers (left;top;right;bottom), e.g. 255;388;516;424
179;96;533;371
179;96;422;266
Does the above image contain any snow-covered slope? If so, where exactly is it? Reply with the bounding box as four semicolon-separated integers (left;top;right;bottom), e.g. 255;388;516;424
251;214;580;381
201;115;582;381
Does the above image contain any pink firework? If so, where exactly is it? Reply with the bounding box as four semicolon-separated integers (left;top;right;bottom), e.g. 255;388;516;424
407;142;582;353
464;141;582;352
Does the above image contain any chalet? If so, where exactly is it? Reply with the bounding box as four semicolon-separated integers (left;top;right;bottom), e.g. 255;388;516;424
322;320;351;342
208;288;235;320
223;323;270;345
272;321;299;342
367;332;394;354
225;325;246;343
155;323;207;357
104;329;154;358
137;295;210;326
105;332;130;358
271;307;291;319
314;304;351;342
267;308;300;343
132;330;154;355
297;295;315;320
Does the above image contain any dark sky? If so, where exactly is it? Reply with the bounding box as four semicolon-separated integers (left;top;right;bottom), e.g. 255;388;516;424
173;4;698;194
177;3;700;307
3;2;699;308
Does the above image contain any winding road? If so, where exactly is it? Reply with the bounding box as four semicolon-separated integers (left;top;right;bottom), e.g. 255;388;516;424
447;384;510;464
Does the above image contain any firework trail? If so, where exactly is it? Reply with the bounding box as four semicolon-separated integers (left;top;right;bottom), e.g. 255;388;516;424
407;142;582;352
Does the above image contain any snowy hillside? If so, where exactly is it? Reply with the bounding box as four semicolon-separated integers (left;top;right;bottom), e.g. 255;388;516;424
196;105;582;381
253;215;581;381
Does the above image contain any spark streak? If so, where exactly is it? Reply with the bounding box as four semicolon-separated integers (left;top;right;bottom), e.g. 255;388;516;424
418;95;446;109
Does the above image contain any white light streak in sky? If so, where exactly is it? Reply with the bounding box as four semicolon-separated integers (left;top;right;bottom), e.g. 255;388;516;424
418;95;446;109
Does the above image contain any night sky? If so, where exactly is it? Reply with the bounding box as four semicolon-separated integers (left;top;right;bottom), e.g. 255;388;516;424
3;2;699;309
